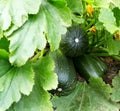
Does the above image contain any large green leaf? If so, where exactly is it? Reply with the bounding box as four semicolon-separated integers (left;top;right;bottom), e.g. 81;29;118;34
0;62;34;111
6;71;53;111
52;78;118;111
105;32;120;55
7;88;53;111
111;72;120;102
0;0;42;30
112;7;120;26
99;8;118;34
43;1;71;50
9;14;47;67
67;0;84;14
8;0;71;66
89;78;112;99
66;0;85;24
6;85;53;111
33;54;58;90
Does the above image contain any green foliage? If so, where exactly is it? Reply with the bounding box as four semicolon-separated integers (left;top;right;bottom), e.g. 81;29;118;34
9;14;47;66
99;8;118;34
52;79;119;111
33;55;58;90
106;33;120;55
0;37;9;51
0;0;120;111
6;0;71;66
6;70;53;111
67;0;84;14
0;0;41;30
93;0;110;8
111;72;120;102
112;7;120;26
0;62;34;111
6;87;53;111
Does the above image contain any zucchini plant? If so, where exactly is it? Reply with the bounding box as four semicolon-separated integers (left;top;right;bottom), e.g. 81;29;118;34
0;0;120;111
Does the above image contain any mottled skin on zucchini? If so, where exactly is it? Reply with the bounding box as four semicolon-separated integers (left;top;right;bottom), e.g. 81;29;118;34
73;55;107;80
50;50;77;96
60;25;88;57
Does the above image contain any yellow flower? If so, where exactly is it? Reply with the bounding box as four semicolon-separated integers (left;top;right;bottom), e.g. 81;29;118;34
87;4;94;16
89;26;96;33
114;31;120;40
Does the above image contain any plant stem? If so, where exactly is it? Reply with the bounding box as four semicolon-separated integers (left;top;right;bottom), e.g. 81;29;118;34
30;51;41;62
30;49;48;62
112;55;120;61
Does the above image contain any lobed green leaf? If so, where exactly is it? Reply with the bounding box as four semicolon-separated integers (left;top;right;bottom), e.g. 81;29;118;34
6;61;54;111
99;8;118;34
111;72;120;102
52;79;118;111
33;54;58;90
6;84;53;111
0;0;42;30
9;13;47;67
0;62;34;111
9;0;71;66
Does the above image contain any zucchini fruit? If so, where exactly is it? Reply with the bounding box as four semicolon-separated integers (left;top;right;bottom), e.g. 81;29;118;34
50;50;77;96
73;55;107;80
60;25;88;57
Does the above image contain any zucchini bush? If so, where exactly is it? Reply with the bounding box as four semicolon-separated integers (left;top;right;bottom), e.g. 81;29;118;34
0;0;120;111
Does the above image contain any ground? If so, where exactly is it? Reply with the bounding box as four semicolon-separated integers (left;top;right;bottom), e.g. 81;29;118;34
103;57;120;85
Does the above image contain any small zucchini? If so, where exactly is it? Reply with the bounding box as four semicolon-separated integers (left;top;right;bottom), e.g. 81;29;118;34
60;25;88;57
50;50;77;96
73;55;107;80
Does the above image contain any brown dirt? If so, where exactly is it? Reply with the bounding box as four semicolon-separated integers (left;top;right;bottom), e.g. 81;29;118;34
103;57;120;85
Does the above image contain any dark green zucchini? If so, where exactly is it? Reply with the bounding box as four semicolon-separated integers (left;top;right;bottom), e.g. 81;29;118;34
50;50;77;96
73;55;107;80
60;25;88;57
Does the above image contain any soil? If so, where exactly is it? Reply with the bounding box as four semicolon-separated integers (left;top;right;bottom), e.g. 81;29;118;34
103;57;120;85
